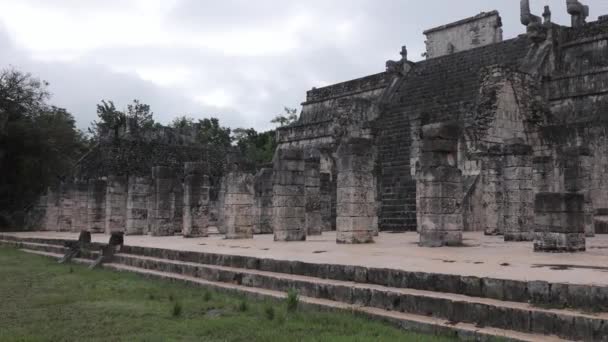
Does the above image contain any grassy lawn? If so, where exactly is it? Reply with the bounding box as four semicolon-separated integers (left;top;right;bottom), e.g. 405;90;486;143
0;247;454;342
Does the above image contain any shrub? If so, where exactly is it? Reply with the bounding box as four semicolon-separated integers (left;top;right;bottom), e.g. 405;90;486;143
238;300;248;312
286;289;299;312
264;305;275;320
172;301;182;317
203;291;212;302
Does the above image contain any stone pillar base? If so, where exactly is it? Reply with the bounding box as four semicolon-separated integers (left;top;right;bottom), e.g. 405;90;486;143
534;193;586;253
504;232;533;242
274;229;306;242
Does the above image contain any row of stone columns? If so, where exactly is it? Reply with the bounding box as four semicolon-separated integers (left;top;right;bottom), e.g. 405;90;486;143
415;121;594;252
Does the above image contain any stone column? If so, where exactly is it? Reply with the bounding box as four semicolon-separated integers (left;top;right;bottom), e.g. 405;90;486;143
503;142;534;241
272;148;306;241
72;180;89;232
336;138;377;244
57;182;75;232
150;166;174;236
595;208;608;234
87;179;106;233
320;172;334;232
481;146;504;236
105;175;127;234
171;181;184;234
183;162;210;238
44;186;60;231
253;167;273;234
305;152;323;236
224;167;255;239
534;193;586;252
563;146;594;237
417;122;463;247
125;176;150;235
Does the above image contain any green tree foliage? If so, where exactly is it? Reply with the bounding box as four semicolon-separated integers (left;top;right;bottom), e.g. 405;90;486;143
89;99;155;139
0;68;86;229
232;128;276;166
170;116;232;149
271;107;298;127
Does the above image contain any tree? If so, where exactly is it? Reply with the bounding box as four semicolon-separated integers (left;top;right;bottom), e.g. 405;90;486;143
271;107;298;127
89;99;155;139
233;127;277;166
126;99;154;131
89;100;124;138
0;68;86;229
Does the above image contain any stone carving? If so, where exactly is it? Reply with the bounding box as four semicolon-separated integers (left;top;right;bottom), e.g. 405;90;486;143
417;122;464;247
335;138;377;244
567;0;589;28
520;0;547;43
272;148;306;242
183;162;210;238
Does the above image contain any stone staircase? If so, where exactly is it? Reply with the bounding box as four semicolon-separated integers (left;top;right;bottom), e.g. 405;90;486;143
2;235;608;341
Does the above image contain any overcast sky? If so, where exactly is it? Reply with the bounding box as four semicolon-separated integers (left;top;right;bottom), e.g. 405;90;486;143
0;0;607;132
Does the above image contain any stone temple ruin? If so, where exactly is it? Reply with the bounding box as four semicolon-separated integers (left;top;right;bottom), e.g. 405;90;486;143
27;1;608;253
6;2;608;340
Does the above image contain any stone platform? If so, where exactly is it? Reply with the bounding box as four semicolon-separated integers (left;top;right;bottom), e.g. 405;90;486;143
5;231;608;341
5;231;608;287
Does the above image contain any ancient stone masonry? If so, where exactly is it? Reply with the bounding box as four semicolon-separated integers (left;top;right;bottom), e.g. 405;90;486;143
87;179;106;233
72;180;89;233
534;192;586;252
150;167;174;236
502;142;534;242
105;175;128;234
253;167;273;234
27;2;608;259
272;148;306;242
335;138;377;244
304;151;323;236
319;172;335;232
183;162;210;238
480;147;504;236
563;146;594;237
417;122;463;247
171;181;184;234
223;160;255;240
125;176;150;235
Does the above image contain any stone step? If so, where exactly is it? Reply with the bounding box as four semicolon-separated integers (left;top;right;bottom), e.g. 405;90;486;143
16;248;566;342
109;252;608;341
4;235;608;314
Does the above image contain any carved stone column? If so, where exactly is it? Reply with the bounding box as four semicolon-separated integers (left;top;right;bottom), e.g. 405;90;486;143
534;192;586;252
417;122;463;247
150;166;174;236
253;167;273;234
87;179;106;233
336;138;377;244
57;181;75;232
305;151;323;236
480;146;504;236
224;166;255;240
183;162;210;238
72;180;89;232
503;142;534;241
563;146;594;237
125;176;151;235
105;175;128;234
272;148;306;241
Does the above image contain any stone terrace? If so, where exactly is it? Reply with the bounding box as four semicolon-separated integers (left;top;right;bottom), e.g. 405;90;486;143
6;230;608;287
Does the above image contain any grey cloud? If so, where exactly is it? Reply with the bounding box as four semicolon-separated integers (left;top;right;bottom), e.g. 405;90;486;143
3;0;608;133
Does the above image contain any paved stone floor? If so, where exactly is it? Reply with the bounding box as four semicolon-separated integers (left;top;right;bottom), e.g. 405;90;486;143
6;231;608;286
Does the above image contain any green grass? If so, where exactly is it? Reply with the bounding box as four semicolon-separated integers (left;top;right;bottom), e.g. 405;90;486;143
0;247;455;342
